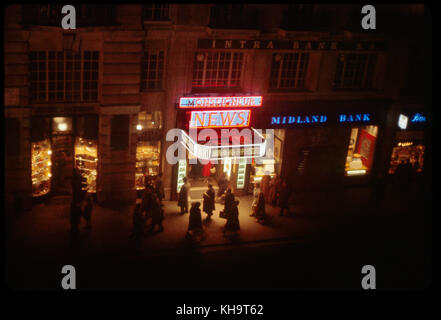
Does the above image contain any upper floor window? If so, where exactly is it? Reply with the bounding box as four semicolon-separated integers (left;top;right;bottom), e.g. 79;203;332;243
143;4;169;21
22;4;116;27
141;51;164;91
333;53;377;90
30;51;99;102
192;52;244;89
270;53;309;90
209;4;258;29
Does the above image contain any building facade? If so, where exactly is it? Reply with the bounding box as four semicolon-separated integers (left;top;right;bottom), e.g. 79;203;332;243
4;4;428;212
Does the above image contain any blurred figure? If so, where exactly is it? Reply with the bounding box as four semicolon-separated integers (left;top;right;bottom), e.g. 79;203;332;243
261;174;271;203
269;175;280;207
217;172;228;198
129;203;145;240
154;172;165;201
278;180;291;216
83;191;93;229
203;183;216;221
147;190;164;233
224;200;240;236
72;167;84;205
223;188;235;218
202;161;212;183
178;177;190;214
187;202;203;238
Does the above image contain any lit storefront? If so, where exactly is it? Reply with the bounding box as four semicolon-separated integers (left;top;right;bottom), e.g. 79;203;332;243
135;111;162;191
389;110;427;175
31;138;52;197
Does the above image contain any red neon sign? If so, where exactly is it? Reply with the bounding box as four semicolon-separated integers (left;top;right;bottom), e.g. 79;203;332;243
180;96;262;108
189;110;251;128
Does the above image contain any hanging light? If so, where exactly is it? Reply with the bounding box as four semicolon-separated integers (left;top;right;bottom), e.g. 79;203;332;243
58;122;68;131
136;124;143;131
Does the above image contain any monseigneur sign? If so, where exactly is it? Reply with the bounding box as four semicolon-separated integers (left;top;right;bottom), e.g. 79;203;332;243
179;96;262;108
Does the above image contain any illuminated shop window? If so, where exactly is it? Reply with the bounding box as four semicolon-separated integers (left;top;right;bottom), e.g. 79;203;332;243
345;125;378;175
333;53;377;90
137;111;162;130
177;159;187;192
270;53;309;89
75;138;97;193
32;139;52;197
389;142;425;174
141;51;164;90
136;141;161;190
192;52;244;89
30;51;99;102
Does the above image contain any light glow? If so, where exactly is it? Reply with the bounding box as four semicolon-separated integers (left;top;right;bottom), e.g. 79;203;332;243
58;123;68;131
189;110;251;128
346;169;367;175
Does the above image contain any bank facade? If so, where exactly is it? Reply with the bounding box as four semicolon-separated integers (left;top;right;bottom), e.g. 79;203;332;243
4;4;427;211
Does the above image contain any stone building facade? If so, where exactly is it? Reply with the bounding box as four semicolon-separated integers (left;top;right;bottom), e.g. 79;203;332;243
4;4;427;212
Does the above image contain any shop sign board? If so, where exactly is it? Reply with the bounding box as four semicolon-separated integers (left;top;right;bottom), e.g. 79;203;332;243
179;96;262;108
411;113;426;123
190;110;251;128
269;112;373;127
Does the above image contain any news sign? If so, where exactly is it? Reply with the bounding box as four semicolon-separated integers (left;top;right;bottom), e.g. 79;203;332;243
189;110;251;128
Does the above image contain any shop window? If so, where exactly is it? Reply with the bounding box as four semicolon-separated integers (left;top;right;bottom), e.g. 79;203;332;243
141;51;164;90
75;137;98;193
111;115;130;150
29;51;99;102
270;53;309;90
135;141;161;190
389;142;425;174
192;52;244;89
333;53;377;90
345;125;378;176
137;111;162;130
32;139;52;197
5;118;20;157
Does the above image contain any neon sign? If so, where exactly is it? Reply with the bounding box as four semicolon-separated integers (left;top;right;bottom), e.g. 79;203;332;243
271;115;327;125
398;114;408;130
339;113;371;123
411;113;426;123
179;96;262;108
190;110;251;128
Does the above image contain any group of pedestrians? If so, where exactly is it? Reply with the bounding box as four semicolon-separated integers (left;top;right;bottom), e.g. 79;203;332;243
70;167;93;235
129;173;165;240
178;177;240;239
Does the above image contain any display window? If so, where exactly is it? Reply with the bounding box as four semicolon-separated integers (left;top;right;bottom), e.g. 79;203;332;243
75;137;98;193
32;139;52;197
135;141;161;190
251;158;276;183
389;142;425;174
345;125;378;175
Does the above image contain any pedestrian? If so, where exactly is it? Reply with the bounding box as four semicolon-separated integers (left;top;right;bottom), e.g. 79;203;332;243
203;183;216;221
129;203;145;240
278;180;291;216
252;183;266;222
70;199;81;234
217;172;228;198
261;174;271;203
224;200;240;235
83;191;93;228
178;177;190;214
269;175;280;207
202;161;212;183
72;166;84;205
187;202;203;238
223;187;235;218
154;172;165;201
147;191;164;233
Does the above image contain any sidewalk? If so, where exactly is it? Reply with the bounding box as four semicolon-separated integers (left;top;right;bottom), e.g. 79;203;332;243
6;194;322;258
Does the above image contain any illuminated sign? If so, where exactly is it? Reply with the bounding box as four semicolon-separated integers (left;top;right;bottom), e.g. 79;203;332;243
271;115;327;125
179;96;262;108
339;113;371;123
190;110;251;128
398;114;408;130
411;113;426;123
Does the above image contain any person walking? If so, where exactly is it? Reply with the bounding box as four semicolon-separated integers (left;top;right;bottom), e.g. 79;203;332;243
129;203;145;240
252;183;266;222
187;202;203;238
217;172;228;198
202;161;212;183
178;177;191;214
224;199;240;236
147;191;164;233
223;188;235;218
203;183;216;221
154;172;165;201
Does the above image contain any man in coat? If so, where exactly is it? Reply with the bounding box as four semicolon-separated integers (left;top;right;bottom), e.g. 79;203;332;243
203;183;216;220
224;199;240;235
187;202;203;237
178;177;191;214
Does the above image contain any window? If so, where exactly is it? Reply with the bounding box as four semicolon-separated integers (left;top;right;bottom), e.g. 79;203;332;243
137;111;162;130
143;4;169;21
270;53;309;89
334;53;377;90
389;142;425;174
345;125;378;175
111;115;130;150
141;51;164;90
192;52;244;89
30;51;99;102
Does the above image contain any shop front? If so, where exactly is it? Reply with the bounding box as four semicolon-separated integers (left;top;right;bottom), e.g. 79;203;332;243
174;96;268;196
30;113;99;201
